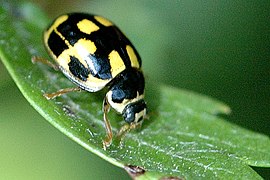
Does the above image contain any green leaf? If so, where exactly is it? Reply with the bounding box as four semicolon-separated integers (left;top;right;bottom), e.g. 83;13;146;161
0;2;269;179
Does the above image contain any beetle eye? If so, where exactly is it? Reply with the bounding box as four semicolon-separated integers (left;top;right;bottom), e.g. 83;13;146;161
123;108;135;123
122;100;147;124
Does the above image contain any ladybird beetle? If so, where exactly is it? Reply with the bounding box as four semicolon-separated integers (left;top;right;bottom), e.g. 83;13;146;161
32;13;147;149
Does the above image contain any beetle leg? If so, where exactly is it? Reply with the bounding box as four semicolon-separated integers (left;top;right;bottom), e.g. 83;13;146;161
44;87;82;99
102;97;113;150
31;56;59;71
116;122;142;145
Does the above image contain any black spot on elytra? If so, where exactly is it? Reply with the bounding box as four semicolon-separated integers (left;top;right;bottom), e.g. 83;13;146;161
56;13;142;70
68;56;89;81
47;31;69;57
88;54;112;80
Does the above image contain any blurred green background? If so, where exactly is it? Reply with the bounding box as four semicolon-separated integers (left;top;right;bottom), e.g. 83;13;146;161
0;0;269;179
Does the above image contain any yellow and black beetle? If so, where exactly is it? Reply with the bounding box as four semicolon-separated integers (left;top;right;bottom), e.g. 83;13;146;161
32;13;147;149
